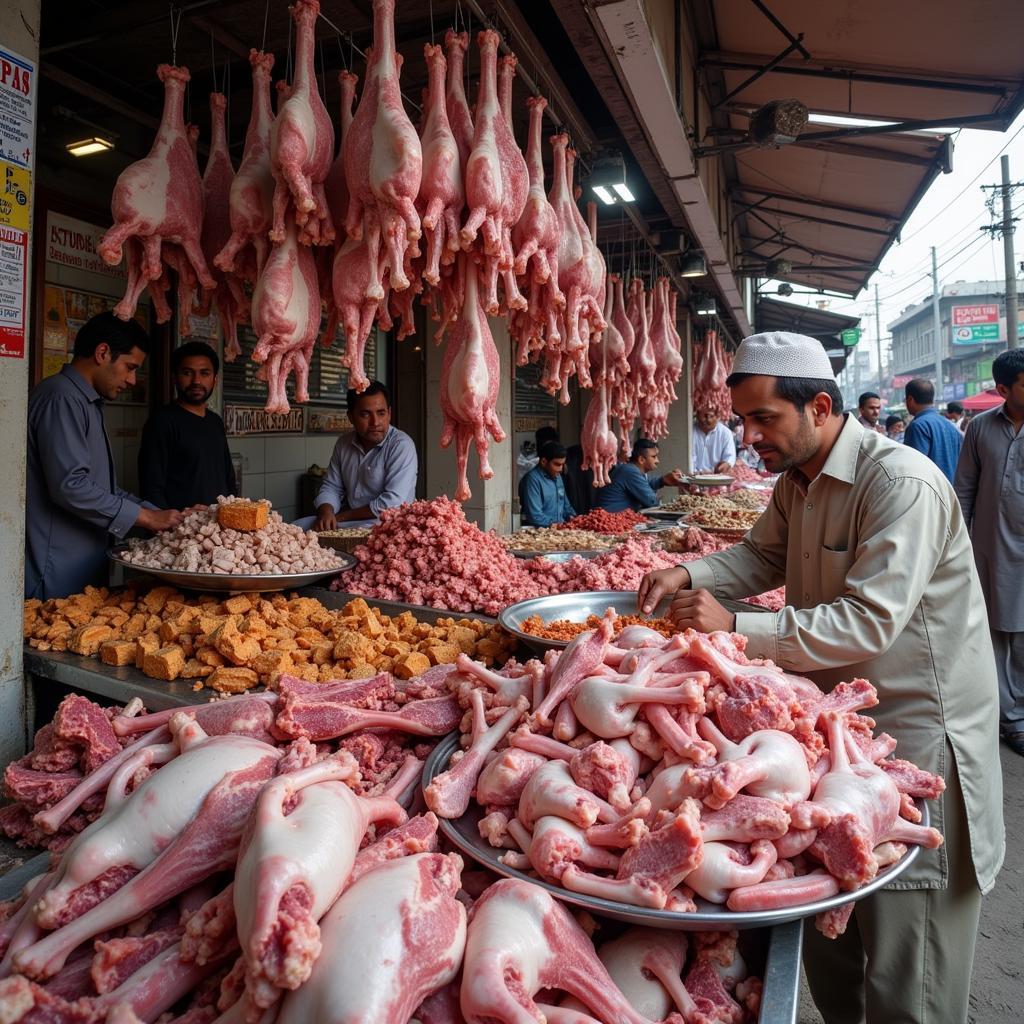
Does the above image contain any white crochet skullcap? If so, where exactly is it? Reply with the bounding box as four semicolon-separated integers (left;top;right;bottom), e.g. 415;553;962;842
732;332;836;381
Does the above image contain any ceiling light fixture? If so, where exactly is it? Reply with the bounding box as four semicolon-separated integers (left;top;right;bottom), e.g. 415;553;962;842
679;252;707;278
66;136;114;157
777;283;794;297
588;152;635;205
695;296;717;317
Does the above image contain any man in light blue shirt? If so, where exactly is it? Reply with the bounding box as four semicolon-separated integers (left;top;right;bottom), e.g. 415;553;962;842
519;441;575;526
594;438;685;512
903;378;963;482
691;406;737;473
26;313;185;599
314;381;417;528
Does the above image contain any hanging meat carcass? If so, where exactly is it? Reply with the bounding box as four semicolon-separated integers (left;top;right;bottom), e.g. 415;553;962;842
440;255;507;502
460;31;528;316
419;43;464;288
580;379;619;488
444;30;474;170
344;0;422;300
195;93;247;359
511;95;564;367
651;277;684;405
694;328;732;422
98;65;215;321
608;274;637;456
251;219;320;414
215;50;276;298
270;0;335;247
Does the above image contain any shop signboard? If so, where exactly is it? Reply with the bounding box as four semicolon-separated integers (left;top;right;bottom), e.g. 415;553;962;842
951;304;999;346
224;405;305;436
942;383;956;401
0;44;37;358
891;374;914;388
840;328;860;347
45;211;126;282
953;383;966;399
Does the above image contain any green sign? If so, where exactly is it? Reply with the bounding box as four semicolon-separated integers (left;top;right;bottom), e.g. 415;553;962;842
841;328;861;347
952;323;999;345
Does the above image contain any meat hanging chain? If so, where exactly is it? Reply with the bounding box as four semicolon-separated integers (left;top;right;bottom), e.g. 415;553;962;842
95;12;689;502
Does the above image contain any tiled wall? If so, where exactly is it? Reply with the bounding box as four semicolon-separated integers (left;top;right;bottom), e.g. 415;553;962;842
103;405;338;524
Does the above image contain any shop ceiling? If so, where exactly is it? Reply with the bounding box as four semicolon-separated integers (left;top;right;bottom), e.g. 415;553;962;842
688;0;1024;295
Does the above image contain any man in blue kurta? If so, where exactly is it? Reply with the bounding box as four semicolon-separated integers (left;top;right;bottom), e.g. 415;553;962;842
903;377;963;481
593;438;686;512
25;312;185;599
518;442;575;526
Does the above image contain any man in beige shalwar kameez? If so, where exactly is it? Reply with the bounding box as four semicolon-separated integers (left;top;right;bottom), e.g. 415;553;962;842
640;332;1004;1024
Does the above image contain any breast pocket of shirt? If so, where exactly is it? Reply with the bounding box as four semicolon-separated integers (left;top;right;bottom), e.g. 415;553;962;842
819;545;854;599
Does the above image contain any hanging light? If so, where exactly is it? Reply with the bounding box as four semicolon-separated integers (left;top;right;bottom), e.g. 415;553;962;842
695;295;717;317
66;136;114;157
679;252;707;278
588;153;635;205
777;283;794;297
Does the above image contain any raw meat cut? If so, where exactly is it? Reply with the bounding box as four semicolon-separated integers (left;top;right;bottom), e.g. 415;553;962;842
323;70;358;242
443;30;474;170
215;50;276;288
580;378;619;487
251;217;320;413
270;0;335;246
196;92;246;359
343;0;422;299
276;853;466;1024
459;30;528;316
99;65;215;321
439;256;507;501
419;43;464;287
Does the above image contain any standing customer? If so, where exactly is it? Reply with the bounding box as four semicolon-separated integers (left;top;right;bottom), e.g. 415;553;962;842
638;332;1003;1024
691;405;737;473
314;381;417;528
903;377;963;481
954;348;1024;756
946;400;968;433
25;312;185;600
139;341;236;509
884;414;905;443
856;391;884;433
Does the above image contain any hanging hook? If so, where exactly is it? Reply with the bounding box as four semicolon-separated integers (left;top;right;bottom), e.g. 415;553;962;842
261;0;270;53
168;3;183;66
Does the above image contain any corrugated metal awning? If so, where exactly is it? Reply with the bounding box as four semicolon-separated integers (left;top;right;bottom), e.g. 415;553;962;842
755;296;862;373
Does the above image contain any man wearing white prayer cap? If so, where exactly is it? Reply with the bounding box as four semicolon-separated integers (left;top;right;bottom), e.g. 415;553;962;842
639;331;1003;1024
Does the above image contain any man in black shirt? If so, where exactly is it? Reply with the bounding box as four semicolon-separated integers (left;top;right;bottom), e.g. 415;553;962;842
139;342;236;508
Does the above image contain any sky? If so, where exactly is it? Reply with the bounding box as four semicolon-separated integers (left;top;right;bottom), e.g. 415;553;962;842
761;106;1024;382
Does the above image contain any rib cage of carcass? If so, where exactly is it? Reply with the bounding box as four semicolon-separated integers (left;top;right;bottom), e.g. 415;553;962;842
94;5;688;503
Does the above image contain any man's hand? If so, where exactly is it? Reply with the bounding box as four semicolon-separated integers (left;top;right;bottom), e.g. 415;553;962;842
715;461;733;474
637;567;692;615
663;469;687;488
315;504;337;531
136;508;186;532
669;589;736;633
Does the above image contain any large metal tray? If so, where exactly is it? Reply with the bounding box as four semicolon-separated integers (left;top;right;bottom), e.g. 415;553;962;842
508;549;610;562
640;507;688;522
108;546;354;593
424;733;925;931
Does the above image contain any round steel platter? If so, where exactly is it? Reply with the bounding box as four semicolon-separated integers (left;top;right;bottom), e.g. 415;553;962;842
640;507;687;521
108;546;354;593
508;549;609;562
498;590;672;654
423;733;925;930
682;473;735;487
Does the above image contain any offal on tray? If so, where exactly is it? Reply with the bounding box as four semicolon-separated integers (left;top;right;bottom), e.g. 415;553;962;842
425;613;945;938
118;496;343;575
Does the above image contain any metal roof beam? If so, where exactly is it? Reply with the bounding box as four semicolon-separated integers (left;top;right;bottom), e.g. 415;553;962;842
734;202;895;237
729;185;897;223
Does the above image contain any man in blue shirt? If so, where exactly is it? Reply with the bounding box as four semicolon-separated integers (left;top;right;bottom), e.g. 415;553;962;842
315;381;418;528
903;378;963;482
593;438;685;512
519;441;575;526
26;313;185;599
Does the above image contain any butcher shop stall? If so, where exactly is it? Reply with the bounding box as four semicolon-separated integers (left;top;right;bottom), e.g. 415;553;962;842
3;0;1024;1021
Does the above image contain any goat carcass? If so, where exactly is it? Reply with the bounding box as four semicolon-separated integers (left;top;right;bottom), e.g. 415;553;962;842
99;64;214;320
270;0;335;246
344;0;422;302
443;30;474;169
215;50;276;287
197;92;247;359
251;218;320;413
460;31;528;316
581;378;619;488
439;256;506;502
419;43;464;287
277;853;466;1024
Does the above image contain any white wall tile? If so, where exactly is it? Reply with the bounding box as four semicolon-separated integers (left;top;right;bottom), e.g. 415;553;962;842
262;470;300;510
264;437;307;473
242;472;265;500
229;437;266;475
305;436;337;467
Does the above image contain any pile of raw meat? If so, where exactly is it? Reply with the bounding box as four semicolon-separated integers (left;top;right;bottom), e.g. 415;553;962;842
0;677;765;1023
426;618;945;941
118;498;343;575
557;508;649;533
334;497;684;615
96;0;684;502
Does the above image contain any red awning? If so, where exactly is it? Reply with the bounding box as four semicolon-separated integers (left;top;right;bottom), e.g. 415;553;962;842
961;390;1004;411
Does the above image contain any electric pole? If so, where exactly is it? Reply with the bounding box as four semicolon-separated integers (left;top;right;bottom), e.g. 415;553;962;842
981;156;1021;348
931;247;943;398
1001;155;1019;349
875;283;884;395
